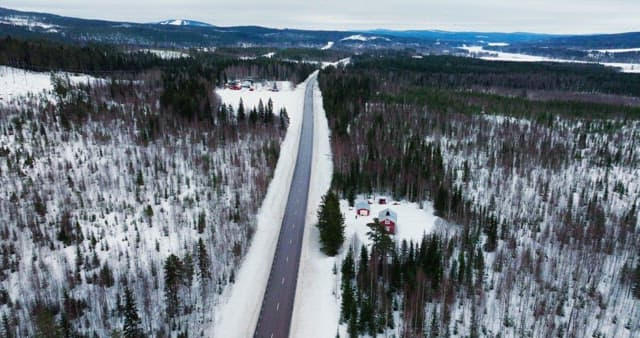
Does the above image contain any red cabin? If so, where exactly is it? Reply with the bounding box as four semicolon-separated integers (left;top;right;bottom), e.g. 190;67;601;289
378;208;397;234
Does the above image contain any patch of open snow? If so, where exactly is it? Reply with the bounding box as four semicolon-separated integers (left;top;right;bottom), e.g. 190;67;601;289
140;49;190;59
342;198;439;247
0;66;98;105
215;81;295;113
262;52;276;58
321;57;351;69
0;16;60;30
591;47;640;53
320;41;335;50
488;42;510;47
210;73;314;338
460;45;640;74
341;34;390;42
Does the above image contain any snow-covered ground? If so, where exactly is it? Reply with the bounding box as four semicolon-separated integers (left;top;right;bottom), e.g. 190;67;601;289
460;45;640;73
139;49;190;59
591;47;640;53
211;73;313;338
0;66;97;104
215;81;297;115
342;199;438;246
321;57;352;69
321;41;335;50
487;42;510;47
341;34;390;42
0;15;60;30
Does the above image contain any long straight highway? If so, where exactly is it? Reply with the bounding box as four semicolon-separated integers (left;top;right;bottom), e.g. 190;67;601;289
253;73;316;338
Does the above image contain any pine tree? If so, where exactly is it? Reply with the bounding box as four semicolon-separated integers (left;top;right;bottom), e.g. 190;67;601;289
135;170;144;186
237;98;245;121
279;107;289;130
366;219;393;255
341;248;356;323
164;254;183;318
316;191;345;256
2;312;12;338
197;239;211;285
122;286;143;338
633;258;640;299
197;212;206;234
183;253;194;289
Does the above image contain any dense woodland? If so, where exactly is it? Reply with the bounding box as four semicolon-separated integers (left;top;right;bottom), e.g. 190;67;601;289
0;37;313;337
320;54;640;337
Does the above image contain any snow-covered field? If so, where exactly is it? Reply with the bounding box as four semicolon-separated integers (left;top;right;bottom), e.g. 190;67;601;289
321;41;335;50
341;34;390;42
139;49;190;59
211;74;312;338
591;47;640;53
0;66;98;104
460;45;640;73
342;199;438;247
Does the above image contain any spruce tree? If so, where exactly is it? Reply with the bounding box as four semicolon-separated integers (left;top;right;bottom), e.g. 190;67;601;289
633;259;640;299
237;98;245;121
197;239;211;285
164;254;183;318
316;191;345;256
123;286;143;338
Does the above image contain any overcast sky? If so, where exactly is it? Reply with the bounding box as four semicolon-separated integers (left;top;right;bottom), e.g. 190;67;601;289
3;0;639;34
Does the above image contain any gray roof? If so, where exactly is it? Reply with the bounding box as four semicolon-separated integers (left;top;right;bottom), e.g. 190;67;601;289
378;208;397;223
355;200;370;210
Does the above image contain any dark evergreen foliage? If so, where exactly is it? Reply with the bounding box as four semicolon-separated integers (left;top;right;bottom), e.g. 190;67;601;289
122;286;144;338
316;191;345;256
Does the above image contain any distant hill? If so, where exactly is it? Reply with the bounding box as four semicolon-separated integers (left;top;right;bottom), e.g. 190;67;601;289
0;6;639;53
156;19;214;27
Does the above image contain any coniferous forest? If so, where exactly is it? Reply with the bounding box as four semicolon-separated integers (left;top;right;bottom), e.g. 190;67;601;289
320;53;640;337
0;36;314;337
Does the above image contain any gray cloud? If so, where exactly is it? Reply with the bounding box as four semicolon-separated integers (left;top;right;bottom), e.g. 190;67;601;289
3;0;639;34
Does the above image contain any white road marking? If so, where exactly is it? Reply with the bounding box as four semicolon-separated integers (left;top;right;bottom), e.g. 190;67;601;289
276;302;280;311
281;277;285;285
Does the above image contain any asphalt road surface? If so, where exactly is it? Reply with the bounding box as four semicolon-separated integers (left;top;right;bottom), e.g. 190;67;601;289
253;74;316;338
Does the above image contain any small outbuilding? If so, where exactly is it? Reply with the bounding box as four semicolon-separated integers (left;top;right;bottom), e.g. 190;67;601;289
378;197;387;205
378;208;397;234
355;200;370;216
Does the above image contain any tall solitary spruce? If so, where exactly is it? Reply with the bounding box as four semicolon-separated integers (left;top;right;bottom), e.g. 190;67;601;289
316;191;345;256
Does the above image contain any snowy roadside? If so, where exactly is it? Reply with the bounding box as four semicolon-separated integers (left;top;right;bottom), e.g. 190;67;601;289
290;76;338;338
211;72;315;338
291;77;441;337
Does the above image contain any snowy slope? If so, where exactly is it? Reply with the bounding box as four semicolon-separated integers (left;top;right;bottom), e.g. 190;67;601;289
0;66;97;105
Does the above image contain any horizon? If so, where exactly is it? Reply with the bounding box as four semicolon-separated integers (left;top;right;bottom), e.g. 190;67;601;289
2;1;639;35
